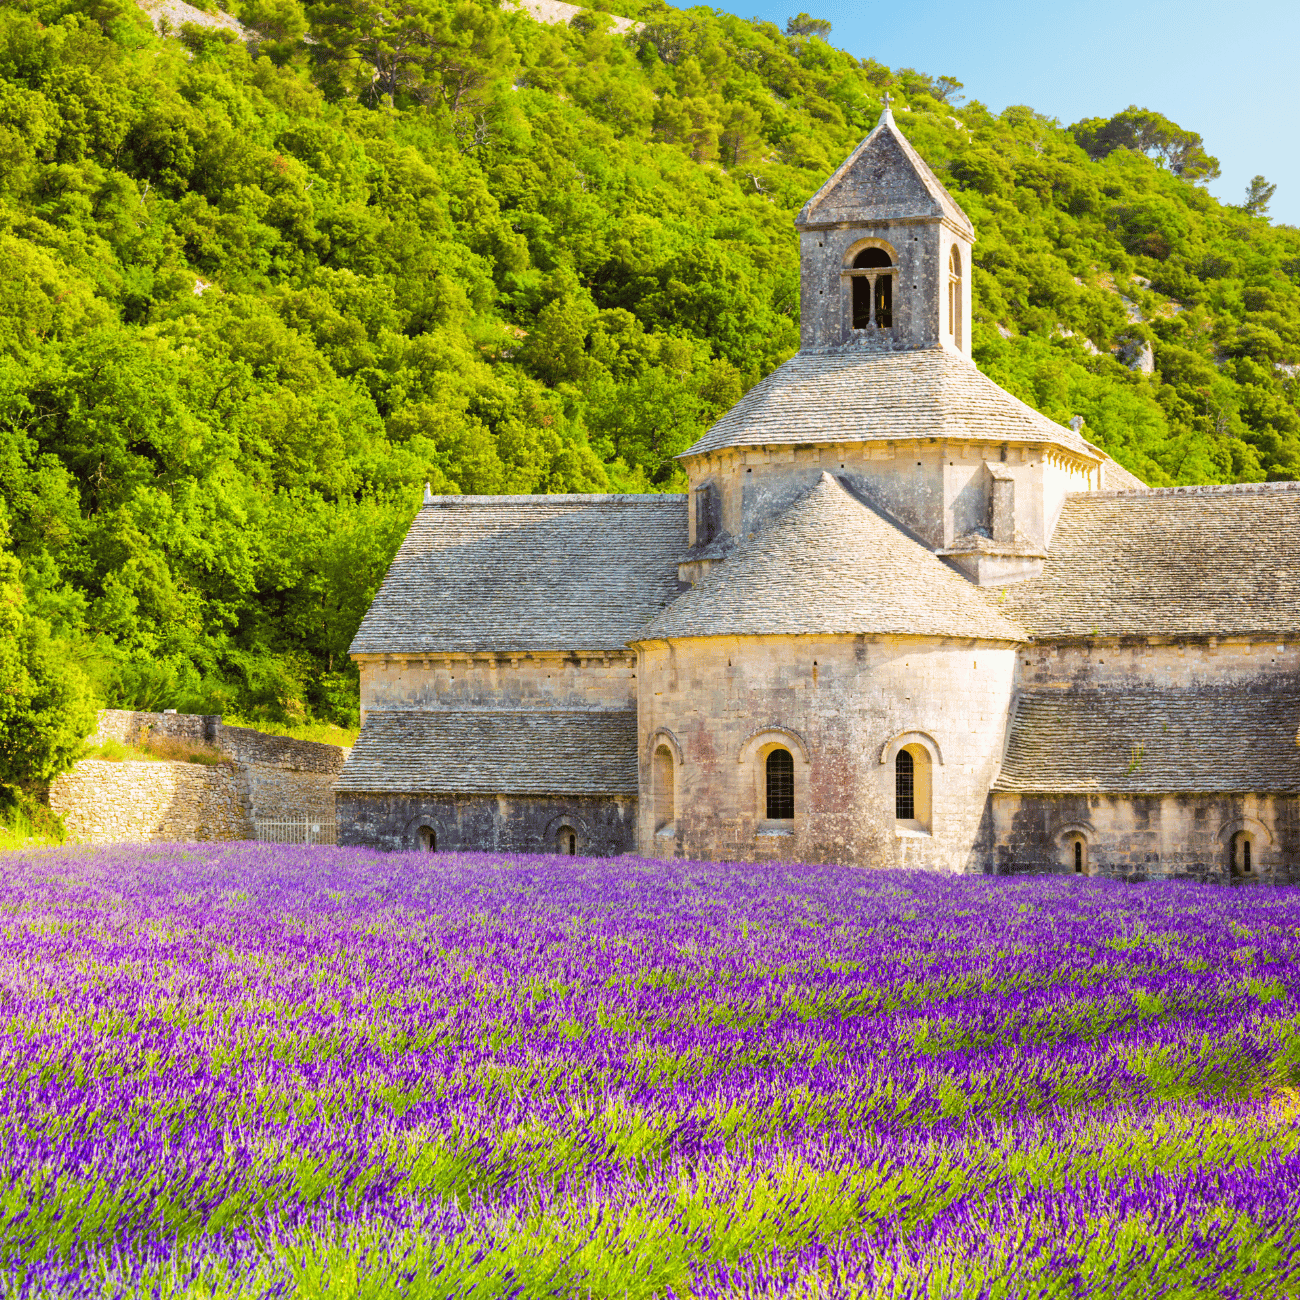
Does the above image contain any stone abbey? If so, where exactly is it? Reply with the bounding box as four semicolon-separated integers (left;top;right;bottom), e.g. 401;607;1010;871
337;107;1300;883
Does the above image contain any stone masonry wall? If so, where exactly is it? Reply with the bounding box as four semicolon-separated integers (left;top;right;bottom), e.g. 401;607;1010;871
991;792;1300;885
636;631;1018;872
1018;638;1300;691
357;653;637;722
683;440;1095;560
49;760;251;844
52;710;350;842
338;791;637;855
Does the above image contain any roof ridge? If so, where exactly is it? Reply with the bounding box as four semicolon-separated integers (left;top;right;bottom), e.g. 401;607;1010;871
363;706;636;715
421;493;687;507
1075;480;1300;500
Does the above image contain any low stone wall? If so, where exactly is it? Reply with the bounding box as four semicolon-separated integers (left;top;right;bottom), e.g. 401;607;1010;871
55;710;352;843
50;761;251;844
91;710;220;747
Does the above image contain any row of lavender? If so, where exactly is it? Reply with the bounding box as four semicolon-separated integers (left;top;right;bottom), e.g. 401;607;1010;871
0;845;1297;1297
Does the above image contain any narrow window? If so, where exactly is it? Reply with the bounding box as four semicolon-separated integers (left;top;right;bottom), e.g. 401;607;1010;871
895;749;914;820
948;247;963;347
852;276;872;330
418;825;435;851
568;832;576;856
556;826;578;855
653;745;675;831
1074;840;1083;874
695;483;719;546
874;274;892;329
1230;832;1254;879
766;748;794;820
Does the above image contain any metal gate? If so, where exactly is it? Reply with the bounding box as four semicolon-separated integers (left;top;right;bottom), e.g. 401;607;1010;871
254;819;337;845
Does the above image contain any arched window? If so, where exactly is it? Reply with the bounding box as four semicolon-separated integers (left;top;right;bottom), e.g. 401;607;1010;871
895;749;914;819
766;748;794;820
850;247;894;331
653;745;675;832
556;826;577;855
1066;835;1088;875
948;246;963;348
418;825;436;851
894;744;932;831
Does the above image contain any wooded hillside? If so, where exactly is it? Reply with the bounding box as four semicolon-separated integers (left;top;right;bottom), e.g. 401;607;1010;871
2;0;1298;781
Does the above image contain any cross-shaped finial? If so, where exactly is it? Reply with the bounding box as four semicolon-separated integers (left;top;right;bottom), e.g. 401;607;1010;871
883;92;891;109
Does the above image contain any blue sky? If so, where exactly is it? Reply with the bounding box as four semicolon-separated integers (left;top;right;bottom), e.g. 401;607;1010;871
712;0;1298;227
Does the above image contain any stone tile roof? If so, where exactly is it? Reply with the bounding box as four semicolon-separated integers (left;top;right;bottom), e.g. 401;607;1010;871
995;686;1300;794
797;107;975;239
681;349;1097;459
1101;458;1148;492
336;710;638;795
350;495;687;655
640;473;1025;642
1002;481;1300;639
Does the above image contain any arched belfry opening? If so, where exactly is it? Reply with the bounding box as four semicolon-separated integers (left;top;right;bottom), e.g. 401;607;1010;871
849;247;894;331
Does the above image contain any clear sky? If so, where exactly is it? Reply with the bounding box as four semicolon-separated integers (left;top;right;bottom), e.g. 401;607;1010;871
712;0;1298;227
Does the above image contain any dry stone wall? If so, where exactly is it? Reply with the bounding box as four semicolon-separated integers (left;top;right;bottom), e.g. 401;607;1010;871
51;711;350;844
49;760;250;844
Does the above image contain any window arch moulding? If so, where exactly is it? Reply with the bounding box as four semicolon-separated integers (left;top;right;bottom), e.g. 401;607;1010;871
645;727;685;768
878;731;944;768
1052;820;1096;845
738;725;811;767
543;812;590;844
1215;816;1272;848
842;236;898;268
401;811;445;847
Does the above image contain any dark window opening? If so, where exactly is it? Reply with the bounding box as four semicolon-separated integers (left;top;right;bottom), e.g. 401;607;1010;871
850;248;894;331
895;749;914;820
852;276;872;330
766;748;794;820
695;483;720;546
1244;840;1251;873
1074;840;1083;874
418;825;435;851
854;248;893;268
568;832;576;856
874;275;892;328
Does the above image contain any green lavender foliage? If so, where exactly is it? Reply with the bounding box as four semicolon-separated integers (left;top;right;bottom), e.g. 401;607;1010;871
0;0;1298;749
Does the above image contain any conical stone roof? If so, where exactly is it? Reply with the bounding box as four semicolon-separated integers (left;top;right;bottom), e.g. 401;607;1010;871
639;473;1026;643
682;348;1098;459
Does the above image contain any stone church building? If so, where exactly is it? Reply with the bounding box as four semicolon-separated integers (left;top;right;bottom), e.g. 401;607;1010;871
337;108;1300;883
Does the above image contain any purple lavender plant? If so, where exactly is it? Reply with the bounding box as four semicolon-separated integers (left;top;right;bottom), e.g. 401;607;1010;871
0;844;1296;1297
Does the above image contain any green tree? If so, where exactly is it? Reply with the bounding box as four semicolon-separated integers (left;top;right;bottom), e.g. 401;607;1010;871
784;13;831;39
0;503;95;792
1241;175;1277;217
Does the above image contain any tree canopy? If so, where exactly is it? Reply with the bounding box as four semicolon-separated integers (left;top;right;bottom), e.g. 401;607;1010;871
0;0;1298;777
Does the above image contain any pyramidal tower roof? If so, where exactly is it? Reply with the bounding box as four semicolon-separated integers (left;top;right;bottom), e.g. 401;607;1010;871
796;103;974;238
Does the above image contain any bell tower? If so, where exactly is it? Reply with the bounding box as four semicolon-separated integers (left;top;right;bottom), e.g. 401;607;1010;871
795;103;974;355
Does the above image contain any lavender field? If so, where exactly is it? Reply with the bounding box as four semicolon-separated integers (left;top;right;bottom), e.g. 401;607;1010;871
0;846;1297;1299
